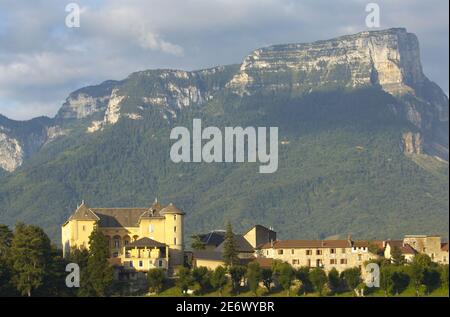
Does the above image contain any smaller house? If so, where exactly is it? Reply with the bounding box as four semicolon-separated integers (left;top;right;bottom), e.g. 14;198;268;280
384;240;416;262
192;225;276;270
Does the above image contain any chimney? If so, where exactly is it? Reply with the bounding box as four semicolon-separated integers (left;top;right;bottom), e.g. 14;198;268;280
347;234;353;246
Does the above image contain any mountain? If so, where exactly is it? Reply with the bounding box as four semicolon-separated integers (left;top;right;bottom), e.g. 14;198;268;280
0;28;448;242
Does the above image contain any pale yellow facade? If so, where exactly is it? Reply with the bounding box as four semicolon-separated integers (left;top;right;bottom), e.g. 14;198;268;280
259;242;377;273
61;200;185;272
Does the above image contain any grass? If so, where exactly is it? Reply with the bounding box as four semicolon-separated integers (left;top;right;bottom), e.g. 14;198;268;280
146;284;449;297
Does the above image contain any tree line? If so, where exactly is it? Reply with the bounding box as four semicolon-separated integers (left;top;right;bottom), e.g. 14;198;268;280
0;223;114;297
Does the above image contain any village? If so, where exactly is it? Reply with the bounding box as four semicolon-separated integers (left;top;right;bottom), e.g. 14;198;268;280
60;199;449;296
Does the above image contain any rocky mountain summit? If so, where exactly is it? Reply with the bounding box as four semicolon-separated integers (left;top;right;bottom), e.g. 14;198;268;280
0;28;448;241
0;28;448;171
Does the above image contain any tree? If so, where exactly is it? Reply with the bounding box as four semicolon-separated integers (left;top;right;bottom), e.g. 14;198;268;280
440;264;449;289
211;266;228;295
38;245;70;297
147;269;166;294
191;235;206;250
368;242;383;256
0;224;14;296
246;262;261;295
391;269;409;295
176;267;194;295
10;223;52;297
79;227;114;296
261;268;273;293
380;265;395;296
229;265;246;294
341;268;361;295
422;267;441;294
391;246;405;265
409;254;432;297
222;222;239;267
276;262;294;296
295;266;312;294
192;266;211;294
327;267;341;294
0;224;13;257
309;268;328;296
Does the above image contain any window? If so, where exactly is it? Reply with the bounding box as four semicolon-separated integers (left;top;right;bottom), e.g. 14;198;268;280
307;259;311;267
292;259;300;265
316;259;322;267
277;249;284;255
139;260;143;267
82;225;85;231
316;250;322;255
330;248;336;254
341;248;346;254
340;259;347;265
330;259;337;265
124;240;129;246
291;249;295;255
114;239;120;248
358;254;362;261
174;226;177;233
174;215;177;220
149;224;154;233
174;237;177;245
306;250;312;255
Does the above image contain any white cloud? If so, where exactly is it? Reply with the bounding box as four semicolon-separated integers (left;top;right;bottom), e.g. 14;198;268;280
0;0;448;119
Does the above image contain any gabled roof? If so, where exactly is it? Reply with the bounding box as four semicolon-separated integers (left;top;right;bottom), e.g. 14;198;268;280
68;203;100;222
386;240;417;255
198;230;226;247
92;208;150;227
353;240;385;249
126;237;166;248
215;234;255;253
259;239;352;249
66;199;175;228
243;224;276;236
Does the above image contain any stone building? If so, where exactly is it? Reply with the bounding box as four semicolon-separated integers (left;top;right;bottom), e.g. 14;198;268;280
61;199;185;274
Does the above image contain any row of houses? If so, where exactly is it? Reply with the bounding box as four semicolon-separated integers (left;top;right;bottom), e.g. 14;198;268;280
61;200;449;280
192;225;449;272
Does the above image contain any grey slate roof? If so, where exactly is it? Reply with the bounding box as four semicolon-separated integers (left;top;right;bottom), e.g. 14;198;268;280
126;237;166;248
215;234;255;253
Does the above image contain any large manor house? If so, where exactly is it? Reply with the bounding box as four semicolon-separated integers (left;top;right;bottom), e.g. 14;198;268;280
62;200;449;278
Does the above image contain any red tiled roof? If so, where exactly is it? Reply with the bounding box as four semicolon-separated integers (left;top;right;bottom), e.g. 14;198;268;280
386;241;416;255
353;240;385;249
259;239;351;249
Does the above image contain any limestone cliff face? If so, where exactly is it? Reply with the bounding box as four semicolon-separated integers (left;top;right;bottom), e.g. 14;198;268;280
0;115;59;172
228;28;448;160
0;131;23;172
227;28;424;95
402;132;423;155
56;80;118;120
0;28;448;172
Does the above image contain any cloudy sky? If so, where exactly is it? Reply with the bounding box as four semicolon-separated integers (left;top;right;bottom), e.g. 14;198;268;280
0;0;448;120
